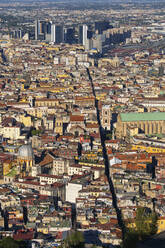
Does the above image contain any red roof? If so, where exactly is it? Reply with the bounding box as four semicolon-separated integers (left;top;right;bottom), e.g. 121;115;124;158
13;230;34;240
70;115;84;122
39;153;54;166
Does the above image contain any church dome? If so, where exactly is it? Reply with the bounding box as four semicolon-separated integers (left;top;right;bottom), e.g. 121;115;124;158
18;144;33;160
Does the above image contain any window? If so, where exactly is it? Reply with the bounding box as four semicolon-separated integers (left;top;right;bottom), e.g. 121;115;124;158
156;123;158;133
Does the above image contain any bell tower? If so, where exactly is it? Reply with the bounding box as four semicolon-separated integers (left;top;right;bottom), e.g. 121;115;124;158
29;96;34;107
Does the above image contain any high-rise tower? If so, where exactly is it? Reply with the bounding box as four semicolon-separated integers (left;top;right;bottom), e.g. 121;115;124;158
51;24;64;44
79;25;88;46
35;20;52;40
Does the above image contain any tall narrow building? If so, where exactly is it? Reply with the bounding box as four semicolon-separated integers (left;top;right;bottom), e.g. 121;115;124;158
79;24;88;46
51;24;64;44
35;20;52;40
35;20;39;40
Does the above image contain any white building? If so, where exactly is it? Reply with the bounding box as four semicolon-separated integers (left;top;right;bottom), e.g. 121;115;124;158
65;183;82;203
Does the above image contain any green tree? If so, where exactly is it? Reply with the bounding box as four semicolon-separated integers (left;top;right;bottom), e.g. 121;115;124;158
105;133;112;140
150;211;158;235
122;229;139;248
31;129;41;136
135;207;158;239
122;207;158;248
62;231;84;248
0;237;19;248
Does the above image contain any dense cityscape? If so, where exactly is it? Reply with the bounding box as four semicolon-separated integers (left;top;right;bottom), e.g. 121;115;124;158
0;0;165;248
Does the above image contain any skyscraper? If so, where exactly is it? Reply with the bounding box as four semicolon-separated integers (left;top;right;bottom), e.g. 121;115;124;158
35;20;52;40
35;20;39;40
64;27;75;44
79;25;88;46
47;22;52;34
11;29;25;39
51;24;64;44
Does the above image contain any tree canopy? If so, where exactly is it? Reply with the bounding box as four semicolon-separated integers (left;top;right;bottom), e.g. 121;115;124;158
0;237;23;248
61;231;85;248
135;207;158;239
122;207;158;248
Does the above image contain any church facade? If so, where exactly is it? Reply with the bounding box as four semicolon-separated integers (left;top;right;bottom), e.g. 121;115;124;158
116;112;165;138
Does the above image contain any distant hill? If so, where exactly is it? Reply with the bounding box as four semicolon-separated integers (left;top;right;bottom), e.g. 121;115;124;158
1;0;165;2
0;0;165;4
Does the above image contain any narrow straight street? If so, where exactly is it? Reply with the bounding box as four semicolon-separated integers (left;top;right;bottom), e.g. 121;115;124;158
86;67;126;241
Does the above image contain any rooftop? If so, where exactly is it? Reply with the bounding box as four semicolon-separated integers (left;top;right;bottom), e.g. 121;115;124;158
120;112;165;122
